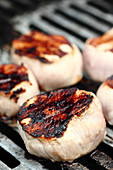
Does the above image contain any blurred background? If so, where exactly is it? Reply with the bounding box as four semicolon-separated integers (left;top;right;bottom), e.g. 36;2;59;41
0;0;112;50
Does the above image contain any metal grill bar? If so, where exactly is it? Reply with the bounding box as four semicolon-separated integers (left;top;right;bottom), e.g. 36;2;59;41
91;150;113;170
61;163;89;170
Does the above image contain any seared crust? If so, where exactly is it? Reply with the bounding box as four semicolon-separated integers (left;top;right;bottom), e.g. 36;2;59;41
12;31;72;63
11;30;83;91
0;64;30;102
0;63;40;117
17;87;106;162
18;87;93;139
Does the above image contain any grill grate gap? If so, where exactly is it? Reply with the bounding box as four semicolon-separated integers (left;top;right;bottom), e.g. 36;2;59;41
10;0;41;12
106;123;113;130
75;76;100;94
106;134;113;141
76;154;105;170
0;146;20;168
0;6;18;17
91;150;113;170
97;142;113;160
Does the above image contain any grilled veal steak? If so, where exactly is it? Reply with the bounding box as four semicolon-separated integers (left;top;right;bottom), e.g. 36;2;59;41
17;87;106;162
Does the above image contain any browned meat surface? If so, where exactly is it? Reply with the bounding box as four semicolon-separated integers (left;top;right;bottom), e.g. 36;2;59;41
11;31;83;91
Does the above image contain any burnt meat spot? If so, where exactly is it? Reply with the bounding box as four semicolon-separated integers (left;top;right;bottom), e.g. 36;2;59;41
18;87;93;139
10;88;26;103
0;64;30;101
13;31;72;63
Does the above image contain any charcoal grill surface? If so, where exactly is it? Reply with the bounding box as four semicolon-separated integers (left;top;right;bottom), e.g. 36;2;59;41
0;0;113;169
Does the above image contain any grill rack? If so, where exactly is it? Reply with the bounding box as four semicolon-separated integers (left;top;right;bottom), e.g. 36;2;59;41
0;0;113;169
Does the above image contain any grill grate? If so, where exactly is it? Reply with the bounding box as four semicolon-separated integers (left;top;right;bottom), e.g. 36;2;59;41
0;0;113;169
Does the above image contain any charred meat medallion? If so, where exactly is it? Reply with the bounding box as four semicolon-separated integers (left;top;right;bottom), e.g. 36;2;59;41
17;87;106;162
0;64;29;102
97;75;113;125
83;28;113;82
11;31;83;91
0;64;40;117
18;88;93;138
